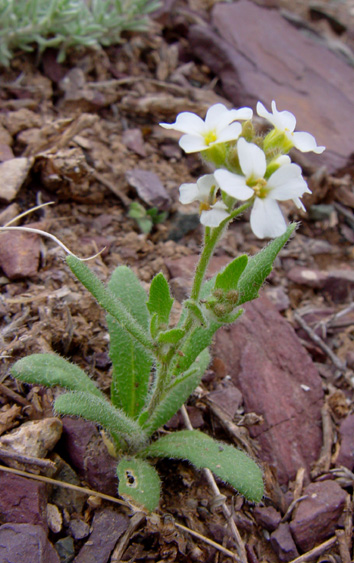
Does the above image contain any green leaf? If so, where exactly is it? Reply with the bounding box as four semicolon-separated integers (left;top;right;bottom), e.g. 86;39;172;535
215;254;248;292
141;349;210;435
66;256;155;353
107;267;153;417
117;457;161;512
237;223;297;305
11;353;104;399
183;299;207;325
157;328;185;344
147;273;174;326
143;430;263;502
174;323;218;375
137;217;153;234
54;391;147;451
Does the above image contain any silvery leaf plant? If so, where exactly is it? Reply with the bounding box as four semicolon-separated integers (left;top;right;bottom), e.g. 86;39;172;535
10;101;324;512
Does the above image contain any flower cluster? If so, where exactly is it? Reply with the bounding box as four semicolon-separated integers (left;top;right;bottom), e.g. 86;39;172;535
160;101;325;239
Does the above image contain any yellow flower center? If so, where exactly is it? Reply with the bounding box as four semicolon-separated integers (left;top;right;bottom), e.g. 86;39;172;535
203;129;218;146
248;177;268;199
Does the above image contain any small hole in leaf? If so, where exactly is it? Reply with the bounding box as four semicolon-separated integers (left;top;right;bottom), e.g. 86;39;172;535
125;470;137;488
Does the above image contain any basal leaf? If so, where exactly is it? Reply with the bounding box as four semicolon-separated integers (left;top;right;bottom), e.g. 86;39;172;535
147;272;174;326
117;457;161;512
143;430;263;502
11;353;104;399
237;223;297;305
108;267;153;417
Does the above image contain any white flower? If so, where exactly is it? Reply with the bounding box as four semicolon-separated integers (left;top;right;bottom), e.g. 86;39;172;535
214;138;311;238
160;104;253;153
257;100;325;154
179;174;229;227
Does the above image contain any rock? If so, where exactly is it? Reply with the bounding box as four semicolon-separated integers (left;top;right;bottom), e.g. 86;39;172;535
74;508;129;563
55;537;75;563
253;505;282;532
126;168;171;210
336;414;354;470
287;267;327;288
264;286;290;312
122;128;147;157
0;417;63;470
46;503;63;534
168;212;200;241
214;295;324;483
60;417;118;496
0;228;41;279
189;0;354;172
207;382;243;419
0;473;48;529
0;157;33;202
270;523;299;562
324;270;354;302
0;523;60;563
0;143;14;161
69;518;90;540
166;254;228;280
309;204;336;221
49;455;87;515
290;480;347;551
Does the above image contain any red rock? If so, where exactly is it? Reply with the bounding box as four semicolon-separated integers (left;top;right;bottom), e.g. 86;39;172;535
207;382;243;419
214;295;324;483
60;417;118;496
253;505;282;532
0;143;14;161
324;270;354;302
74;508;129;563
290;480;347;551
287;267;327;288
270;523;299;562
166;254;229;280
0;473;48;530
189;0;354;172
0;228;40;279
122;128;147;157
336;414;354;470
126;168;171;210
0;523;60;563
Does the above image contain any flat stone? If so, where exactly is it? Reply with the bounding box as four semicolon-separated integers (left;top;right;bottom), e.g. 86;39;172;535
324;270;354;303
0;226;41;279
69;518;90;540
336;414;354;470
214;295;324;483
3;108;42;136
0;417;62;470
0;157;33;202
122;128;147;157
207;382;243;419
189;0;354;172
288;267;327;288
74;508;129;563
290;480;347;551
0;473;48;529
60;417;118;496
126;168;171;210
0;523;60;563
270;523;299;562
253;505;282;532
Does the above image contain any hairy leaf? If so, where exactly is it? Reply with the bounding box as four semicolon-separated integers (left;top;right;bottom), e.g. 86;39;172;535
214;254;248;292
157;328;185;344
117;457;161;512
107;267;152;416
143;430;263;502
237;223;297;305
11;353;103;398
54;391;147;450
147;273;174;326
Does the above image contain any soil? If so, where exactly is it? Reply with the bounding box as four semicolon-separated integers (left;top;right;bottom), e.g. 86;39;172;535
0;0;353;562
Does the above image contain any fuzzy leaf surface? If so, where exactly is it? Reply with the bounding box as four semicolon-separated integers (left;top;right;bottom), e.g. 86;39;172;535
107;266;152;417
11;353;104;398
214;254;248;292
237;223;296;305
147;273;174;326
117;457;161;512
141;349;210;435
173;323;218;376
157;328;185;344
54;391;147;450
144;430;263;502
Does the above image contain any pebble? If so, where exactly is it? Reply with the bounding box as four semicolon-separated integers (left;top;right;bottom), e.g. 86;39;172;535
336;414;354;470
0;157;33;202
270;523;299;562
0;523;60;563
126;168;171;210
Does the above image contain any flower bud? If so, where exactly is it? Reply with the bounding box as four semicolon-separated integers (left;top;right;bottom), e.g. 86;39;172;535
225;290;239;304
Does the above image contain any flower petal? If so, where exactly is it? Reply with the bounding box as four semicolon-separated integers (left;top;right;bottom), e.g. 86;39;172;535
160;112;205;135
237;138;266;179
267;164;310;200
292;131;325;154
257;101;296;132
293;197;306;211
196;174;219;200
179;134;207;153
214;169;254;200
200;202;229;227
216;122;242;143
205;104;234;130
179;183;200;204
250;198;287;239
230;107;253;121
